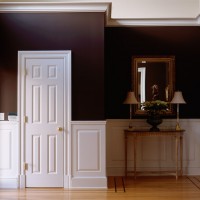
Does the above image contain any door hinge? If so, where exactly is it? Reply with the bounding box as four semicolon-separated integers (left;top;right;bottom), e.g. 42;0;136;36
24;68;27;76
24;116;28;123
24;163;28;171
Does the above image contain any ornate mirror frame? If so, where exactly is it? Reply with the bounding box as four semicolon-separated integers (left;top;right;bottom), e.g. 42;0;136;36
132;55;175;116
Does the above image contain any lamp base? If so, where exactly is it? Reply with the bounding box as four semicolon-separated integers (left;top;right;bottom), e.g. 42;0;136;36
175;123;182;131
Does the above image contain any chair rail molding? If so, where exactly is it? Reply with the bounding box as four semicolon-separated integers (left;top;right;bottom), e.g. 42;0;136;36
0;1;200;26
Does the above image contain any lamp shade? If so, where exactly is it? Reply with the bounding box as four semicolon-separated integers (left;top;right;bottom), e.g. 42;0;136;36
171;91;186;104
123;91;138;104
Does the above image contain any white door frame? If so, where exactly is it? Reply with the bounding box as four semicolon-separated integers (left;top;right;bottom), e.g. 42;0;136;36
18;51;71;188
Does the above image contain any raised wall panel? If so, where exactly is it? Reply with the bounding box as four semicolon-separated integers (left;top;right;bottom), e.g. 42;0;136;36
0;122;19;188
0;130;11;169
141;137;167;161
171;135;195;162
77;130;100;171
71;121;107;188
110;127;126;162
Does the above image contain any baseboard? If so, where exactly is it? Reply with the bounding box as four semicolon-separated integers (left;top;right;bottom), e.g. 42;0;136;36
70;177;107;189
0;178;19;188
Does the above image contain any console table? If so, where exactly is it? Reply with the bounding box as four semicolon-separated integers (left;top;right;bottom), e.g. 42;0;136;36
124;129;185;179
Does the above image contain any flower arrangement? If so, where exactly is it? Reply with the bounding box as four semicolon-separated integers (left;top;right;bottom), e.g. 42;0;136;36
141;100;169;116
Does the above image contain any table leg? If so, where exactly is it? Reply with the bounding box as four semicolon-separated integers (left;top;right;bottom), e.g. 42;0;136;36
134;135;137;179
175;135;179;180
125;133;127;177
180;135;183;176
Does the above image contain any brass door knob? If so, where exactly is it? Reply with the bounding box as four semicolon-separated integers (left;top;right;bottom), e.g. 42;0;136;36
57;127;63;131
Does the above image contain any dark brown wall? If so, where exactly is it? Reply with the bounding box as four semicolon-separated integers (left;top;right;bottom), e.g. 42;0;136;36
1;15;200;120
0;13;105;120
105;27;200;119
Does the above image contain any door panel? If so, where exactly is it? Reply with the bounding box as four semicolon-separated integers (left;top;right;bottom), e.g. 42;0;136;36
25;58;64;187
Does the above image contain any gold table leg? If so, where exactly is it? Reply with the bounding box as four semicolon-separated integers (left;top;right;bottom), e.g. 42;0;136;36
175;135;178;180
180;135;183;176
125;133;127;177
134;135;137;179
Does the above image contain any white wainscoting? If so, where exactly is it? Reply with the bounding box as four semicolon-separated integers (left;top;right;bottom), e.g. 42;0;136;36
106;119;200;176
0;121;19;188
70;121;107;188
0;121;107;189
2;119;199;188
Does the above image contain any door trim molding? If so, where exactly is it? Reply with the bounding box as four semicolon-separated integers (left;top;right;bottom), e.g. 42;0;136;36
18;50;71;188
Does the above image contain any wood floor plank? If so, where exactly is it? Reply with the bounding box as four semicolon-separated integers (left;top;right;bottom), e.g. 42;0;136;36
0;176;200;199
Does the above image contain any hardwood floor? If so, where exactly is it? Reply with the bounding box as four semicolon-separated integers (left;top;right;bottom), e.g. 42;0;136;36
1;176;200;200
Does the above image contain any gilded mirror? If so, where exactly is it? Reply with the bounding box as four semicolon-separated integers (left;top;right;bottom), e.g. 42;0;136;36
132;56;175;115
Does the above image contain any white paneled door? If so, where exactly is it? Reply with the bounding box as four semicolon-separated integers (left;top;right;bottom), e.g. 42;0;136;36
25;57;64;187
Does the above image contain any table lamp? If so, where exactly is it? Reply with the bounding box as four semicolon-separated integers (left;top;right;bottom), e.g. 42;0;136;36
123;91;138;129
171;91;186;130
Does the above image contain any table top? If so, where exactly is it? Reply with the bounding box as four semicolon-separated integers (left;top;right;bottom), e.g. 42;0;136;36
124;129;185;136
125;129;185;132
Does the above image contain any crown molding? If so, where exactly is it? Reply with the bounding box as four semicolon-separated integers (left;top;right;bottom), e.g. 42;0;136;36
0;2;199;26
0;2;110;13
108;15;200;26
